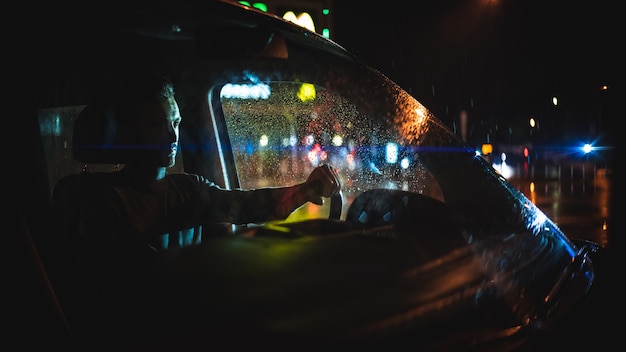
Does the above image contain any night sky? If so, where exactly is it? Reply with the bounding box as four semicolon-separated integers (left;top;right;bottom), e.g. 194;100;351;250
331;0;618;149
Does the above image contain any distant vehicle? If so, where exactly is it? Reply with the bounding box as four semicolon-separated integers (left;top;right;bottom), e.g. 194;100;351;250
18;0;616;350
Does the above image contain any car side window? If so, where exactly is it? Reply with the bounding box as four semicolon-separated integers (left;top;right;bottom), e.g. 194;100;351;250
220;81;354;220
37;105;108;194
219;81;446;221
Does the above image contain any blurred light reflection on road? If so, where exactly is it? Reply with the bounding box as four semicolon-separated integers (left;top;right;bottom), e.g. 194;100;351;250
508;167;612;248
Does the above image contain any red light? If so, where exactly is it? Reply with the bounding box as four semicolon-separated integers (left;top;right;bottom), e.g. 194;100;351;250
523;147;529;157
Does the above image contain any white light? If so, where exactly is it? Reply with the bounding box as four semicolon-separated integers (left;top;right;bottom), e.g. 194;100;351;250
385;142;398;163
259;134;268;147
492;161;514;179
221;83;270;99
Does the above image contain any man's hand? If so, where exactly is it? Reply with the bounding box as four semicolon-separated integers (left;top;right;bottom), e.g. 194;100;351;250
305;164;341;205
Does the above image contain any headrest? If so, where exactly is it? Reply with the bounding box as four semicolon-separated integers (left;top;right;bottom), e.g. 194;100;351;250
72;104;128;164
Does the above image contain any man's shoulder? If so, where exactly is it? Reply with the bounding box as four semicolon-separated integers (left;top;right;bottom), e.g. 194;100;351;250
54;171;121;195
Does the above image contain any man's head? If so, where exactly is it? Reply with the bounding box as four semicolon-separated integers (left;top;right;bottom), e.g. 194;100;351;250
115;74;181;168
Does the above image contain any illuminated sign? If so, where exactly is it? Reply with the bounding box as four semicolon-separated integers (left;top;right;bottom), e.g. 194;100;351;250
282;11;316;32
235;0;333;39
221;83;271;99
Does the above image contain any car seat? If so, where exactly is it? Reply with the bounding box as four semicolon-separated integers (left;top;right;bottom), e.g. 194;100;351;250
51;104;127;252
47;103;133;344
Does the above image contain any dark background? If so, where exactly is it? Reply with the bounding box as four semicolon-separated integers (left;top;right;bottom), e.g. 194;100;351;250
331;0;618;147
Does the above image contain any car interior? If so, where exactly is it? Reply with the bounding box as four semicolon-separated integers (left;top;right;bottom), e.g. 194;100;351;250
16;1;617;349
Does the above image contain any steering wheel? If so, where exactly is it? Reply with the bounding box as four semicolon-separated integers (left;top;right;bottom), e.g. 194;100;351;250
328;190;343;220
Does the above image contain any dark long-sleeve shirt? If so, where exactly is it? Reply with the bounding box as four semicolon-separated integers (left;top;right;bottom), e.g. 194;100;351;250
53;171;310;252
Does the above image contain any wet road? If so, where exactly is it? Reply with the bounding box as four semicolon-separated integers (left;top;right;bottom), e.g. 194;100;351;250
508;165;613;249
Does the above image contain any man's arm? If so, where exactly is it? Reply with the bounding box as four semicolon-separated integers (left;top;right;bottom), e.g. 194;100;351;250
197;164;341;224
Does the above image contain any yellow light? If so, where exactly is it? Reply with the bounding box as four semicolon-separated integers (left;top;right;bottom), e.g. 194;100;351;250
481;143;493;155
282;11;316;32
264;222;291;233
283;10;297;23
297;83;316;102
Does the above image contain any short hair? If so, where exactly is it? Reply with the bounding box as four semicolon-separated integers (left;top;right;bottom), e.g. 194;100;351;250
111;74;176;147
116;74;175;121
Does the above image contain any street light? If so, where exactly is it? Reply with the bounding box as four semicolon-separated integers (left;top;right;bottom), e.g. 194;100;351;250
529;116;537;142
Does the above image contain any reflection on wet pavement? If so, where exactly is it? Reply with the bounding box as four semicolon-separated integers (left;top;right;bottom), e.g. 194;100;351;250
508;166;612;249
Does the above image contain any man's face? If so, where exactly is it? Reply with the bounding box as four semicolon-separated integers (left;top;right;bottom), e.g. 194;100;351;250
134;96;181;167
